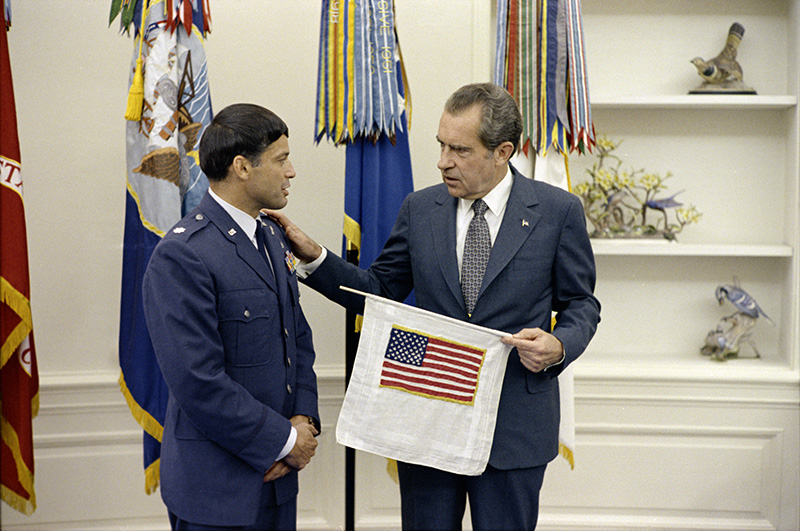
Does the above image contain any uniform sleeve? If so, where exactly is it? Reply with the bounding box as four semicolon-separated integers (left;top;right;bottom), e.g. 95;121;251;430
290;298;320;431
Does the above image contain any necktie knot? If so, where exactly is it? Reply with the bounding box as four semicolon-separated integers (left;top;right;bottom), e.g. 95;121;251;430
472;198;488;217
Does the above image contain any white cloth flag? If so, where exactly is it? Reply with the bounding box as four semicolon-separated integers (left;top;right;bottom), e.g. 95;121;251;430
336;293;512;475
510;149;577;469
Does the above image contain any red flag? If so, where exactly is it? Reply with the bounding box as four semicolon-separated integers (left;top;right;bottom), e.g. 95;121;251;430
1;9;39;515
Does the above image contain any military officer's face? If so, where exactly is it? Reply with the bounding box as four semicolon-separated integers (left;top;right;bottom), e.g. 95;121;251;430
247;135;296;210
436;104;506;200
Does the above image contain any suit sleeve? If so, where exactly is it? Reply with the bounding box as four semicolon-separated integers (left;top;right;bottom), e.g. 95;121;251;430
143;237;292;473
302;194;415;311
550;195;601;371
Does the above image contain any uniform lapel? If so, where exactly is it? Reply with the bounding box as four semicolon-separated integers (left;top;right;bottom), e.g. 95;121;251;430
199;193;278;293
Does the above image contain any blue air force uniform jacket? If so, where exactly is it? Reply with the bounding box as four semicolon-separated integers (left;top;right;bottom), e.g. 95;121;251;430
142;192;319;527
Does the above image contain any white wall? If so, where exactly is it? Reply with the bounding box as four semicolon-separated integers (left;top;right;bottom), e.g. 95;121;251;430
2;1;798;530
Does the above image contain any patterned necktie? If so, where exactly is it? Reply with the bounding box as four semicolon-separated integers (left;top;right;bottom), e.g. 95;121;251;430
461;199;491;316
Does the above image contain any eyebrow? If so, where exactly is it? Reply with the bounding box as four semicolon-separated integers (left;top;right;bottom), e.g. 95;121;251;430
436;136;472;152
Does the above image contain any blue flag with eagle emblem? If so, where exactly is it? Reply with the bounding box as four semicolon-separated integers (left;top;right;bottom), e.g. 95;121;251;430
114;0;213;494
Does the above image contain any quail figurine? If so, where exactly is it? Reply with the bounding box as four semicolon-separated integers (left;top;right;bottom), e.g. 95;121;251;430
689;22;756;94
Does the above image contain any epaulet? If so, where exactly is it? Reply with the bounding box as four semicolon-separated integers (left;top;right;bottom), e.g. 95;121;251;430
165;211;209;241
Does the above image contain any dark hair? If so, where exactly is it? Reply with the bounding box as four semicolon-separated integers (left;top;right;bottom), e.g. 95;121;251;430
444;83;522;155
199;103;289;181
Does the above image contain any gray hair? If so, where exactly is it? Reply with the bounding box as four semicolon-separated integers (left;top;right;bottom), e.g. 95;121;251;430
444;83;522;155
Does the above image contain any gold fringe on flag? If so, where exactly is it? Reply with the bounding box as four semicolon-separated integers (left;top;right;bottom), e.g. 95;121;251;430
0;277;33;368
0;411;37;514
559;441;575;469
117;372;164;494
118;373;164;444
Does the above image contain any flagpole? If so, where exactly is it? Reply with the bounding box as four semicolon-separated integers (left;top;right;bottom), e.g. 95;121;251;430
344;250;359;531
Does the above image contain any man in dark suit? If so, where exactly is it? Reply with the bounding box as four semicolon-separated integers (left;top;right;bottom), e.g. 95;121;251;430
269;83;600;530
143;104;321;531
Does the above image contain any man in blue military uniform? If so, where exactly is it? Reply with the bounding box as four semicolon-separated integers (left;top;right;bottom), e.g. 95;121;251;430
143;103;320;530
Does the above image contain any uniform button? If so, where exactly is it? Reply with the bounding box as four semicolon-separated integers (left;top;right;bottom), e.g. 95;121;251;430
284;328;289;338
244;310;250;318
286;384;292;394
195;214;204;220
287;357;292;367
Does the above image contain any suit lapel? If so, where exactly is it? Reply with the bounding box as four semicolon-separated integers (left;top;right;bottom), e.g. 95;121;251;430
480;171;541;296
430;189;463;306
199;193;278;293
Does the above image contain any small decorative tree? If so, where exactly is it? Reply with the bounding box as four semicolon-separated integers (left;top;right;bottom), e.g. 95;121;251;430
573;136;701;240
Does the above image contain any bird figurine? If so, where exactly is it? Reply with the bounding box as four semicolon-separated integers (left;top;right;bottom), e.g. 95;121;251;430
689;22;756;94
715;278;774;325
645;190;683;232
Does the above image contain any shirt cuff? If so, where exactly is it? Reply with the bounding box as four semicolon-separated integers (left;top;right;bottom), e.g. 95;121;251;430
544;349;566;372
276;426;297;461
295;247;328;279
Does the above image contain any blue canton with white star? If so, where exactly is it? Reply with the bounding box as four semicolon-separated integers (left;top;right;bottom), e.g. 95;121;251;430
385;328;428;366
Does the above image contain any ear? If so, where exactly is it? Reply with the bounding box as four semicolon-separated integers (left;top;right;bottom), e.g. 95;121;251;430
231;154;250;180
494;141;515;165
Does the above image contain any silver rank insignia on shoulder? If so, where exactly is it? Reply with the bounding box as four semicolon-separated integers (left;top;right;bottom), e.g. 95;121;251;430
228;228;237;236
173;227;186;234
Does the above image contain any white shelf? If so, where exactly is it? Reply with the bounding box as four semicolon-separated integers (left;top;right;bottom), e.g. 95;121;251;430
575;355;800;386
591;94;797;110
591;240;794;257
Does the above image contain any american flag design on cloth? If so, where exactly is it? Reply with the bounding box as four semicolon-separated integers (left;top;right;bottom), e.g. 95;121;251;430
380;326;487;405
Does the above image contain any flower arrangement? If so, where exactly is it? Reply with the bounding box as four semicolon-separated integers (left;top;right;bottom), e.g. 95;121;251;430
573;136;701;240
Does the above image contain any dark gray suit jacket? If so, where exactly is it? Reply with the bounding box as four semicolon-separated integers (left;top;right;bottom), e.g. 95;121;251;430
304;167;599;469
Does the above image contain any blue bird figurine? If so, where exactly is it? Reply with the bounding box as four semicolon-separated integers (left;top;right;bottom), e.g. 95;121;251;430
646;190;683;210
645;191;683;233
715;278;774;325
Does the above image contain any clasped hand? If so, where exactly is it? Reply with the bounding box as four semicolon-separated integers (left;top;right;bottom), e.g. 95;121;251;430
501;328;564;373
263;415;319;483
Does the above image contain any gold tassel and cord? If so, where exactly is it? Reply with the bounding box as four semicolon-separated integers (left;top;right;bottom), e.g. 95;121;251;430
124;0;150;121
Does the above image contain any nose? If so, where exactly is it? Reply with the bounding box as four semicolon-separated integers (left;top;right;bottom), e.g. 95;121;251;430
438;148;454;171
286;161;296;179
